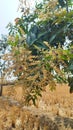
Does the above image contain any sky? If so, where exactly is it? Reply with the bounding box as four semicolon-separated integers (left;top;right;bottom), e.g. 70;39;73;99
0;0;42;37
0;0;21;37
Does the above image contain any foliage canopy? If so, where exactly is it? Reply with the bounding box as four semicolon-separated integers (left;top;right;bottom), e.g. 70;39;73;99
1;0;73;104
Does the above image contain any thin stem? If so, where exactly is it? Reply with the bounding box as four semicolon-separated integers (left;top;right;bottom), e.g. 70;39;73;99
66;0;69;13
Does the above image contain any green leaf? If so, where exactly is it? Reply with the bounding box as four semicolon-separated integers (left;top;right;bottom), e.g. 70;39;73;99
68;64;73;71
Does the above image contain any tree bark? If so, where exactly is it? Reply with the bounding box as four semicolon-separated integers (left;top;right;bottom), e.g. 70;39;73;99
0;85;2;96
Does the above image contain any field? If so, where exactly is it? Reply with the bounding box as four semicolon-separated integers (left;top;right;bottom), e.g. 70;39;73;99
0;83;73;129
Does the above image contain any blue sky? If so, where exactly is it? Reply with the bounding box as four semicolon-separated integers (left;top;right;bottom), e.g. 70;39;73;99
0;0;21;36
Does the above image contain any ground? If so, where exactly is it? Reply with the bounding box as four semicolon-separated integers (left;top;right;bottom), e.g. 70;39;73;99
0;83;73;129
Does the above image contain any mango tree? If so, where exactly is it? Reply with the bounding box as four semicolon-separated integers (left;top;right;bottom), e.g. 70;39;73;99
4;0;73;104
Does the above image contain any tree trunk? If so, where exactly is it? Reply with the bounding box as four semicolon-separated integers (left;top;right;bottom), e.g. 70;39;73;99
0;85;2;96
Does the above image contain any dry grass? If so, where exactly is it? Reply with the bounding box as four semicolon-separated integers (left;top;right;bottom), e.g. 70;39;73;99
38;84;73;117
2;83;73;118
0;83;72;130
